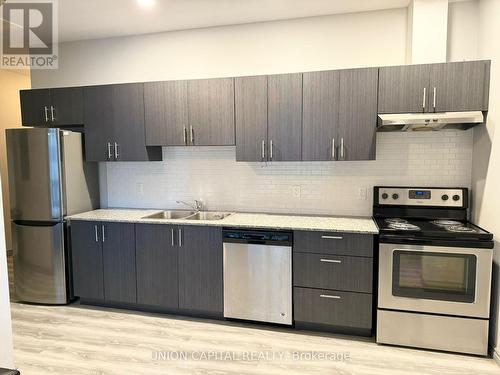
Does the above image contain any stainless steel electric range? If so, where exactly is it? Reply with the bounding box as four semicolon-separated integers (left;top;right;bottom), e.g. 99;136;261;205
373;186;494;356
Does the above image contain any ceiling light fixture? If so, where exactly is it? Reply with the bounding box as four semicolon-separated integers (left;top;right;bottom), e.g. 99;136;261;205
137;0;155;7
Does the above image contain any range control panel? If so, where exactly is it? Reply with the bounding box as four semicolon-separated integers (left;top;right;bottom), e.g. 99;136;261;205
375;187;467;208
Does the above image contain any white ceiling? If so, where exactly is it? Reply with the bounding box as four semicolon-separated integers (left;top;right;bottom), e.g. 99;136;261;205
57;0;414;42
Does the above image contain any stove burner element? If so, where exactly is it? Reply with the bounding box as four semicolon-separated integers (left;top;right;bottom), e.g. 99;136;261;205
446;225;477;233
385;218;408;224
388;223;421;231
431;220;463;227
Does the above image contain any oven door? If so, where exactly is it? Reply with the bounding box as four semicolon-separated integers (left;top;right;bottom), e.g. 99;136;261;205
378;243;492;318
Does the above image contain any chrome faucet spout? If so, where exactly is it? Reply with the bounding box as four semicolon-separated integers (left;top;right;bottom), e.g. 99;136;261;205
176;199;204;211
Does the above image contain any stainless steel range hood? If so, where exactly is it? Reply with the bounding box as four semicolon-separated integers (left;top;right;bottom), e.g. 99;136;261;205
377;111;484;132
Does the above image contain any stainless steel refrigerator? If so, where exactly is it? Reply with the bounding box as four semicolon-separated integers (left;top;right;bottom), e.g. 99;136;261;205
6;128;99;304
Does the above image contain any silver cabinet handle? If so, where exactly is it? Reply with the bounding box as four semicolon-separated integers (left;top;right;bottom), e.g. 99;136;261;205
332;138;336;160
171;228;175;246
339;138;345;161
269;140;273;161
422;87;427;111
261;140;266;160
107;142;112;160
44;106;49;122
101;225;105;242
50;105;55;122
433;87;436;111
94;225;99;242
178;228;182;247
320;294;341;300
190;126;194;145
114;142;119;160
183;126;187;145
320;259;342;264
321;235;343;240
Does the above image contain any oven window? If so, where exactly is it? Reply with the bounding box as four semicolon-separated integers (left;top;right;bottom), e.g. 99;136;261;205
392;251;476;303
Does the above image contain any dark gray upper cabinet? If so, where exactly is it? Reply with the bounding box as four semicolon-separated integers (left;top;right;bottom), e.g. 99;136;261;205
378;64;430;114
268;73;303;161
302;70;340;161
20;87;83;127
235;75;268;162
20;89;51;126
178;226;223;314
83;83;162;162
71;220;104;301
429;61;490;112
50;87;84;126
337;68;378;161
102;222;137;304
187;78;235;146
136;224;179;309
144;80;189;146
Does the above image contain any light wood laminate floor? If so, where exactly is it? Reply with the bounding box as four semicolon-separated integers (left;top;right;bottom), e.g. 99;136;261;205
7;256;500;375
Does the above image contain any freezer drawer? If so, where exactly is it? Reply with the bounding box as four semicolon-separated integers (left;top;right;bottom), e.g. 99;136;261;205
223;242;292;325
12;222;68;304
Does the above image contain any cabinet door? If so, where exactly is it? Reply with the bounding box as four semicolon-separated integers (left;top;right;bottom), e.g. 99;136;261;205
136;224;179;309
144;80;188;146
178;226;223;314
430;61;490;112
235;75;268;161
338;68;378;161
378;65;430;113
302;71;339;161
83;85;115;161
112;83;152;161
19;89;51;126
102;222;137;304
50;87;84;126
268;73;302;161
187;78;235;146
71;221;104;300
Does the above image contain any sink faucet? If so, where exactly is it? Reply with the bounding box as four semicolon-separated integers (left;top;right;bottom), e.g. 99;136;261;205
176;199;204;211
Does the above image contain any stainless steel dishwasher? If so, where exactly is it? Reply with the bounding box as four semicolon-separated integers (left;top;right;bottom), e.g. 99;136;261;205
223;229;292;325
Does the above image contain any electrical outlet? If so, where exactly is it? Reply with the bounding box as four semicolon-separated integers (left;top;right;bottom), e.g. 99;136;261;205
292;185;301;198
358;187;367;200
137;183;144;196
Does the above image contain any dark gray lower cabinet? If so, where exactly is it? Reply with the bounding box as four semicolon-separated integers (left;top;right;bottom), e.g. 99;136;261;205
71;220;136;304
71;221;104;300
102;222;137;304
294;287;372;331
293;231;374;335
136;224;178;308
178;226;223;314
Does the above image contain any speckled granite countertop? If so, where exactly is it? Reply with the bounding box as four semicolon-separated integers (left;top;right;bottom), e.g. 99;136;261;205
68;209;378;234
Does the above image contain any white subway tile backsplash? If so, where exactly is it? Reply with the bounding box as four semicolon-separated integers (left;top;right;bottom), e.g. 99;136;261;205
102;130;473;216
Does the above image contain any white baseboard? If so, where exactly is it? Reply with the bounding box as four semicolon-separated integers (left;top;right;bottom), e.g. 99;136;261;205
493;348;500;367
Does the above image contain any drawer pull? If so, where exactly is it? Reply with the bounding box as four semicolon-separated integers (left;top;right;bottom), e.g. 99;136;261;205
320;294;341;300
320;259;342;264
321;235;343;240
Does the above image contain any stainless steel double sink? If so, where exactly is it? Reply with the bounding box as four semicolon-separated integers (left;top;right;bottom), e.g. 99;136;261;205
142;210;233;221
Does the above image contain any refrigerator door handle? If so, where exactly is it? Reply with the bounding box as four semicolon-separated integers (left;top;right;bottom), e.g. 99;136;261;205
101;224;105;242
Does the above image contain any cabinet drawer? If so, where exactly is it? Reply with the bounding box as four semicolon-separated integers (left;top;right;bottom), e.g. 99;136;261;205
294;287;372;329
294;231;373;257
293;253;373;293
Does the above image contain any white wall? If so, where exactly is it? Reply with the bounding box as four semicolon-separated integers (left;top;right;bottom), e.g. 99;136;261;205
447;0;479;62
31;8;407;87
0;178;14;368
105;131;473;215
472;0;500;360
